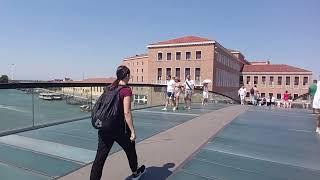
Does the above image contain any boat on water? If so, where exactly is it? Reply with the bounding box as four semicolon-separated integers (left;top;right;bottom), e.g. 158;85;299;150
80;105;91;112
39;92;63;100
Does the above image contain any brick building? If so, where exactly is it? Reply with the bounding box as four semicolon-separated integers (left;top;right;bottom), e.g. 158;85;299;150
241;61;312;100
123;36;243;100
122;35;313;100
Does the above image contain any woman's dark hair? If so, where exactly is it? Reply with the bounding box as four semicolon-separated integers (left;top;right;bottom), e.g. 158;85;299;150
110;65;130;90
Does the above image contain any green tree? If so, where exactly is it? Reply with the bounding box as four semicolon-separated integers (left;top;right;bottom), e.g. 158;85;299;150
0;75;9;83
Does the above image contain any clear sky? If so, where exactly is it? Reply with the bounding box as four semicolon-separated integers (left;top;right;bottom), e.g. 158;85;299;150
0;0;319;80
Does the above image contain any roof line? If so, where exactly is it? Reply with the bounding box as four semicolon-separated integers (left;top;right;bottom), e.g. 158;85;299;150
123;55;149;61
147;41;215;48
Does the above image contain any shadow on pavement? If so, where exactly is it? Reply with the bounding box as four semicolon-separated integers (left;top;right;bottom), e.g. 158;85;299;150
126;163;175;180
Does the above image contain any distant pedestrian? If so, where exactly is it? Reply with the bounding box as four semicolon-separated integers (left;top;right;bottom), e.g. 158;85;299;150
313;81;320;134
174;78;183;110
309;80;318;114
267;94;276;107
250;85;258;105
288;94;293;108
202;83;209;106
162;75;176;111
253;86;258;105
184;75;195;110
262;97;267;106
283;91;290;108
238;86;247;105
90;65;146;180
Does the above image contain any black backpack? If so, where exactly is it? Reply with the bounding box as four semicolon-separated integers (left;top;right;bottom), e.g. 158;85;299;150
91;86;126;130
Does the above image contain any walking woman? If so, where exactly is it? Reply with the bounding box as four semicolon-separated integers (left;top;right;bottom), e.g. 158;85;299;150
313;81;320;134
90;66;145;180
174;77;182;110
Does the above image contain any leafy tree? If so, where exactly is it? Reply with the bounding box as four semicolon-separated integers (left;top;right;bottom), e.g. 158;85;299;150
0;75;9;83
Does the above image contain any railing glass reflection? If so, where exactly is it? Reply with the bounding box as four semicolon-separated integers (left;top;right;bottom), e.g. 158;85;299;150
0;83;235;135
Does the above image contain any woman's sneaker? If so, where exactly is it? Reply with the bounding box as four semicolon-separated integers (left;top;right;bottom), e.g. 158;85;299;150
132;165;146;180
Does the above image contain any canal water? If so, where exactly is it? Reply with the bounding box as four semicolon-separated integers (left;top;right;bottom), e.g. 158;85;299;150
0;89;90;133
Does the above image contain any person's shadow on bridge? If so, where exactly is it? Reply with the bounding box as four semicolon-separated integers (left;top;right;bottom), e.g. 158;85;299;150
126;163;175;180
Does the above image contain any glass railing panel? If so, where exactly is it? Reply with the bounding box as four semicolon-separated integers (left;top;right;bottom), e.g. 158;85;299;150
208;92;236;104
131;85;166;109
33;87;91;126
1;83;237;135
0;89;33;133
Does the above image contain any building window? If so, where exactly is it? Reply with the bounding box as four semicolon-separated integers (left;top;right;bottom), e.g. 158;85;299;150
141;76;144;82
240;76;243;85
157;68;162;80
196;51;201;59
137;69;138;73
166;68;171;78
261;93;265;98
294;94;299;99
254;76;258;85
176;52;181;60
136;76;138;82
186;52;191;60
246;76;250;84
277;77;282;85
185;68;190;78
142;62;144;65
269;93;274;97
269;76;274;85
195;68;201;81
262;76;266;85
277;93;281;99
303;77;308;85
137;62;139;65
167;53;172;60
286;76;290;85
142;69;144;73
294;77;299;85
158;53;162;60
175;68;180;79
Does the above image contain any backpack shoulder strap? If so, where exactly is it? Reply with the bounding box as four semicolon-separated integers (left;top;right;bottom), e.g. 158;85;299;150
185;81;192;89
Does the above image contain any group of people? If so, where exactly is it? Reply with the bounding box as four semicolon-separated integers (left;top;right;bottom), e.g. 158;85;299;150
238;85;276;106
238;85;293;108
162;75;210;111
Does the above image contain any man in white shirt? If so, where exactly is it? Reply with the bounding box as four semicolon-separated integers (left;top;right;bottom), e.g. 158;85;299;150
184;75;195;110
238;86;247;105
162;75;176;111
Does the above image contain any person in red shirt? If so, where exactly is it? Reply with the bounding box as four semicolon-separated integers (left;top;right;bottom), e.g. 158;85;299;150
90;66;146;180
283;91;290;108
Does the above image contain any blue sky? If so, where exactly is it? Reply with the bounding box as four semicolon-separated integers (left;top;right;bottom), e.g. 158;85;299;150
0;0;319;80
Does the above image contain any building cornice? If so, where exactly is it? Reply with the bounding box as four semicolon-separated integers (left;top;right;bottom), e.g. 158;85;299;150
123;55;149;61
147;41;215;48
241;72;312;75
